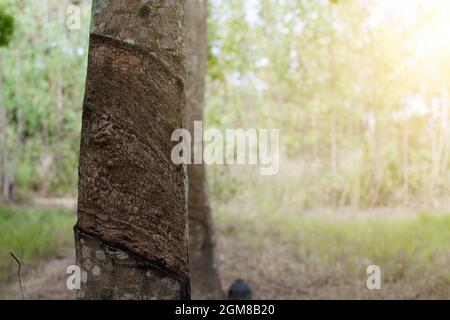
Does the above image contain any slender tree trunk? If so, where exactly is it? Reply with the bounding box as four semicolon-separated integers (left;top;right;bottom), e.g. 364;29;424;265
75;0;189;300
330;106;337;176
55;1;64;159
7;58;24;202
402;125;409;205
185;0;223;300
0;53;12;202
328;18;338;206
55;69;63;159
371;122;383;206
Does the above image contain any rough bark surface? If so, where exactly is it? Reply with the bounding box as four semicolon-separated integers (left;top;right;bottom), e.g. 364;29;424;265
185;0;223;299
75;230;186;300
75;0;189;300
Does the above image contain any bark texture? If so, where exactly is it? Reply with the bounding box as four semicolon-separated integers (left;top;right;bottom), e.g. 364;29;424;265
75;0;189;300
185;0;223;299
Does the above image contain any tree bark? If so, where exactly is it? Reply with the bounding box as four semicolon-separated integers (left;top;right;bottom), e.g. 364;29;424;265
185;0;223;299
75;0;189;300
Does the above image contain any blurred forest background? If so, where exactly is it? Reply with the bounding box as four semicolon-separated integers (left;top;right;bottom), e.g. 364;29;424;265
0;0;449;299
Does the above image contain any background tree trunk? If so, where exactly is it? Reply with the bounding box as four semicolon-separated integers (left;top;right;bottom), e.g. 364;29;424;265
75;0;189;300
0;53;13;202
55;1;64;154
185;0;223;299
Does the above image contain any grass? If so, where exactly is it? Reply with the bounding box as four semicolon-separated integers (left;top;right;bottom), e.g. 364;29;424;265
1;173;449;299
215;206;450;298
210;166;450;298
0;206;76;283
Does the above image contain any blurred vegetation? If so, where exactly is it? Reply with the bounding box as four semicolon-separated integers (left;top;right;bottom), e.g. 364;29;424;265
0;7;14;47
0;0;449;299
0;0;89;201
210;163;450;297
214;187;450;296
0;1;450;208
0;206;75;283
206;0;450;208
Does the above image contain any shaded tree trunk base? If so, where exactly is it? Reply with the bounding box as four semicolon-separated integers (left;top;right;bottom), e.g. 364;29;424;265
189;217;224;300
75;229;190;300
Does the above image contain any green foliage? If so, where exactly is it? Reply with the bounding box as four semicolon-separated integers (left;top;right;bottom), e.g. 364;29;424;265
16;160;38;192
214;183;450;292
0;206;75;283
206;0;450;207
0;0;89;199
1;0;450;209
0;9;14;47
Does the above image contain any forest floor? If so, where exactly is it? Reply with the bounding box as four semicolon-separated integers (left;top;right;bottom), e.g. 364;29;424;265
1;201;449;299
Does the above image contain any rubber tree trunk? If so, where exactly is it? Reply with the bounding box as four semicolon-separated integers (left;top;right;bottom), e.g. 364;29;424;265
75;0;190;300
185;0;223;299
